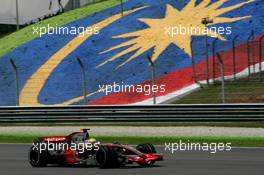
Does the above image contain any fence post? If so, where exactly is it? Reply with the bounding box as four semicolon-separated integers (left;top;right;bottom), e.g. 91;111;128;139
120;0;124;16
259;35;264;81
216;53;225;104
232;35;239;80
247;31;255;79
202;17;214;86
147;55;156;105
205;36;209;86
76;57;88;105
252;43;256;74
10;59;19;106
191;38;197;83
247;40;251;78
15;0;20;30
212;37;219;84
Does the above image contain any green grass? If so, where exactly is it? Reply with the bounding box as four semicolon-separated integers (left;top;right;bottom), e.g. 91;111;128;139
174;73;264;104
0;0;123;57
0;33;10;39
1;134;264;147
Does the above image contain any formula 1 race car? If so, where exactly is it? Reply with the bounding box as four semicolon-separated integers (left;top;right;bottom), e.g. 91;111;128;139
28;129;163;168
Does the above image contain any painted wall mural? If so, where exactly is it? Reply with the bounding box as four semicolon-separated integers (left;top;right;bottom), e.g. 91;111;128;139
0;0;263;106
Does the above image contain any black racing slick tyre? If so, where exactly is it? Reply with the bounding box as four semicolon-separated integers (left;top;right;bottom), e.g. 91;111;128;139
96;146;115;168
136;144;157;167
28;142;48;167
136;143;157;154
96;146;125;168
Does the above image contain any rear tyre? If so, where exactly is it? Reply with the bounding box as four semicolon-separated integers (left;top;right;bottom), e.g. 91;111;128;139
28;142;48;167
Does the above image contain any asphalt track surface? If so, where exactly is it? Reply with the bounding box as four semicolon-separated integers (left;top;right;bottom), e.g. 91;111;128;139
0;144;263;175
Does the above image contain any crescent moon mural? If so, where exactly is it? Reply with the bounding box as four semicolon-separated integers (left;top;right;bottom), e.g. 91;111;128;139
20;6;146;106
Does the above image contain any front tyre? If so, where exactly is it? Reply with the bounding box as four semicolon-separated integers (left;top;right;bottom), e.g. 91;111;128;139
136;143;157;154
136;143;157;167
96;146;114;168
96;146;125;168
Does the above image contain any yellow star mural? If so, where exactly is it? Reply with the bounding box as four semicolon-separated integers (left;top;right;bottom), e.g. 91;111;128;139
98;0;255;69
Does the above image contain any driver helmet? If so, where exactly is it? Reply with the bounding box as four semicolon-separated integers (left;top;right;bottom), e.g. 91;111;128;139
87;138;96;143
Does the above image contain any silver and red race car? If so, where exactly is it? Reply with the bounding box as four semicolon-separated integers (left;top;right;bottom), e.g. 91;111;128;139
28;129;163;168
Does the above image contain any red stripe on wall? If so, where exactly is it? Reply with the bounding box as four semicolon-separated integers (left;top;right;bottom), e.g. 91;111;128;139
90;37;264;105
